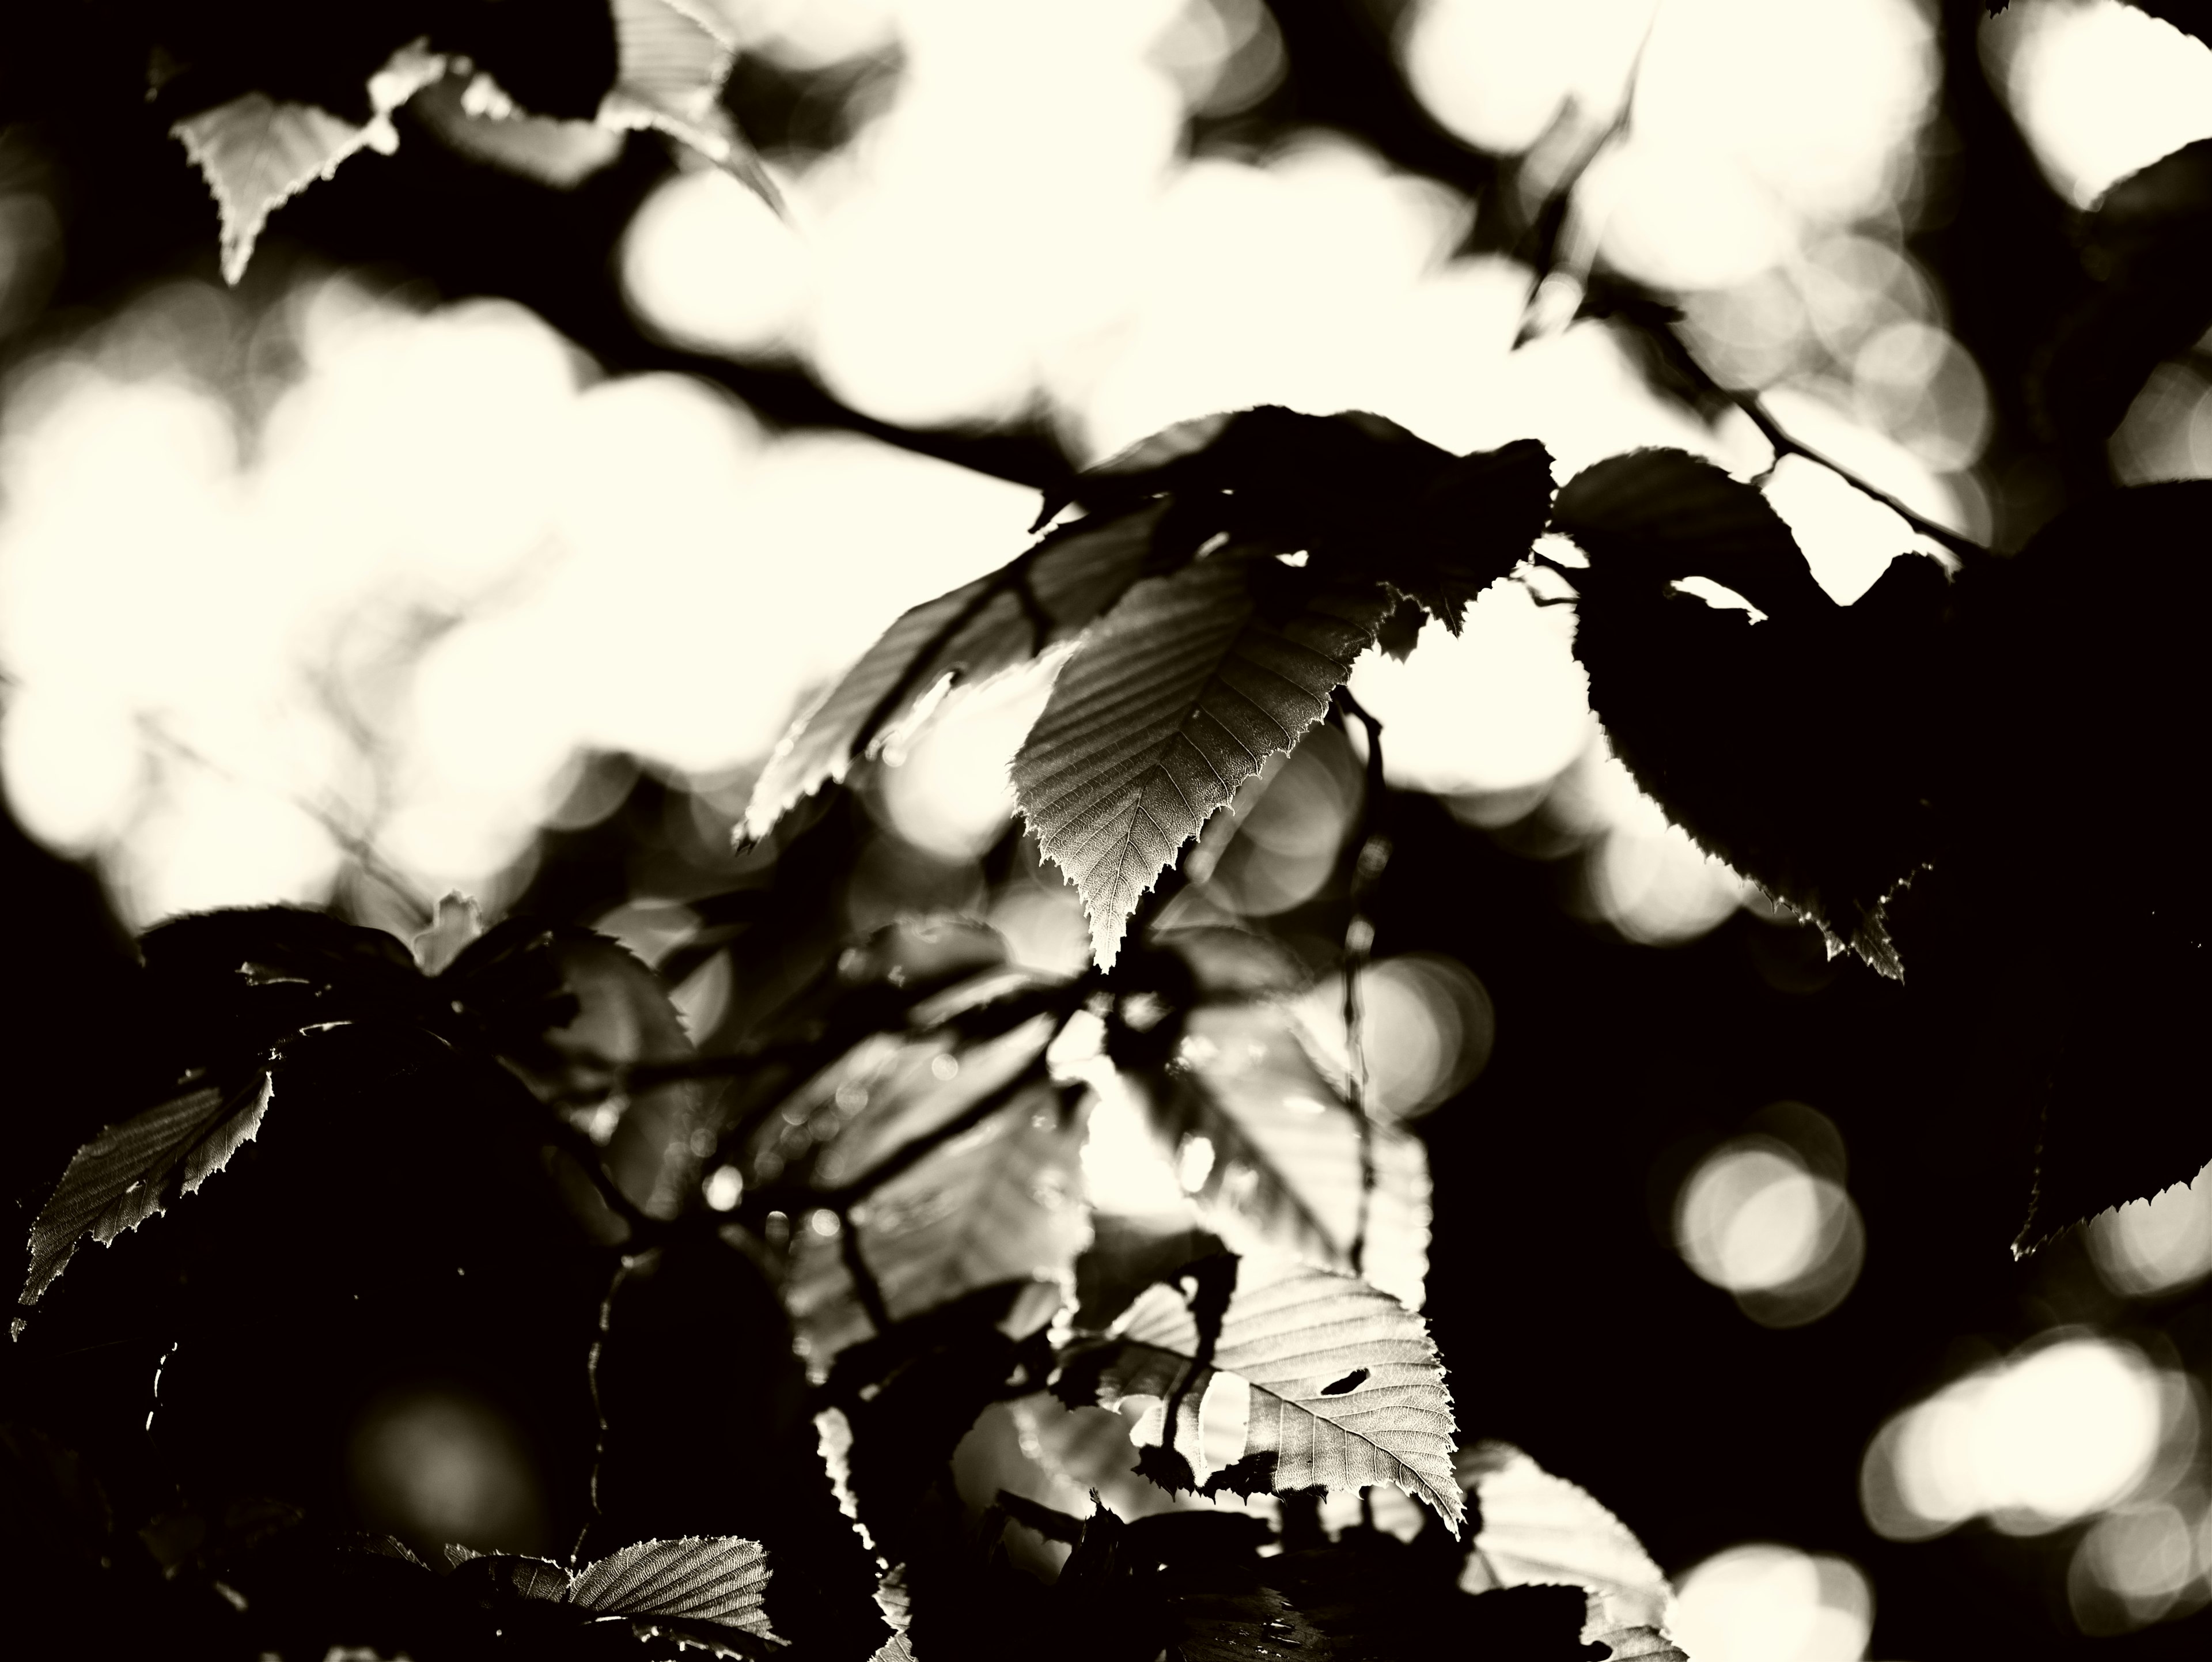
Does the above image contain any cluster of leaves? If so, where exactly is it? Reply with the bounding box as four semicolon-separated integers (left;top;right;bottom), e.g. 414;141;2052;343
7;6;2210;1652
5;537;1685;1660
746;397;2204;1247
11;349;2204;1648
27;0;782;286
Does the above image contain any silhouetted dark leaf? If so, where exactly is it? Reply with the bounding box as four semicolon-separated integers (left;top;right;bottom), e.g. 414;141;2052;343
2036;138;2212;446
1041;408;1554;634
1552;448;1947;976
17;1074;270;1326
441;917;702;1214
1457;1442;1684;1661
1990;1;2212;55
1935;483;2210;1247
1072;1217;1230;1331
819;1281;1060;1567
1013;555;1391;966
173;40;447;282
1058;1257;1460;1530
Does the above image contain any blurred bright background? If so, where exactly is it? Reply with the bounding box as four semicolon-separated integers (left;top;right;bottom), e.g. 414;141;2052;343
5;0;2212;1655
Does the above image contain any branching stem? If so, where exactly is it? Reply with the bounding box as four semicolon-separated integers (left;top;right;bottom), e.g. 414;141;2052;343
1719;382;1988;563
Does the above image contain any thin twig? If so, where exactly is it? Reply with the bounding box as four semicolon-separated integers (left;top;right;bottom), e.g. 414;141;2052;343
1719;382;1988;563
838;1207;894;1336
739;1047;1060;1233
574;1252;641;1567
138;718;436;925
543;1115;666;1247
1331;687;1388;1279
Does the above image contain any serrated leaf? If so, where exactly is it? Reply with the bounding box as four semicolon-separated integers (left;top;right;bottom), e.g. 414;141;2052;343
172;40;448;283
1042;410;1554;635
597;0;782;212
1013;556;1392;967
452;1536;779;1645
785;1066;1089;1371
1551;447;1831;622
1457;1442;1685;1662
740;504;1172;845
1059;1257;1461;1531
566;1535;776;1636
1157;1002;1430;1311
18;1074;271;1321
1552;448;1946;977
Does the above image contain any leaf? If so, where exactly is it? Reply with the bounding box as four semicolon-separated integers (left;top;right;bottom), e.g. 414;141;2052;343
817;1282;1059;1564
783;1060;1089;1371
1041;409;1554;634
1456;1442;1685;1661
1936;482;2211;1248
17;1074;271;1326
597;0;783;213
2036;138;2212;447
738;503;1173;845
1154;1002;1431;1311
566;1535;777;1637
1057;1256;1462;1531
1550;447;1831;622
741;410;1550;850
438;918;703;1214
1012;555;1392;967
1551;448;1946;976
452;1536;780;1648
172;40;448;283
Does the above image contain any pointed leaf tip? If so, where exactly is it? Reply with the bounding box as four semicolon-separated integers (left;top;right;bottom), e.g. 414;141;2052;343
1459;1442;1686;1660
1012;556;1390;969
21;1075;273;1320
172;41;447;284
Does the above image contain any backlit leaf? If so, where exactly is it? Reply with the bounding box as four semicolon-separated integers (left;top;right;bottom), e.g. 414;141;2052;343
1012;555;1391;967
566;1534;776;1636
172;40;448;283
1155;1001;1431;1311
18;1074;271;1326
784;1064;1089;1371
1457;1442;1685;1661
740;505;1172;845
597;0;782;212
453;1535;781;1649
1058;1256;1461;1531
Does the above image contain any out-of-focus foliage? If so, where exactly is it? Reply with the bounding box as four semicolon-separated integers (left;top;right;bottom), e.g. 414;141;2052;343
4;3;2212;1660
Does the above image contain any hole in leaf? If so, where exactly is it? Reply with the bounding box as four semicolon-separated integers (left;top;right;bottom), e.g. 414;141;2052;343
1320;1369;1368;1396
